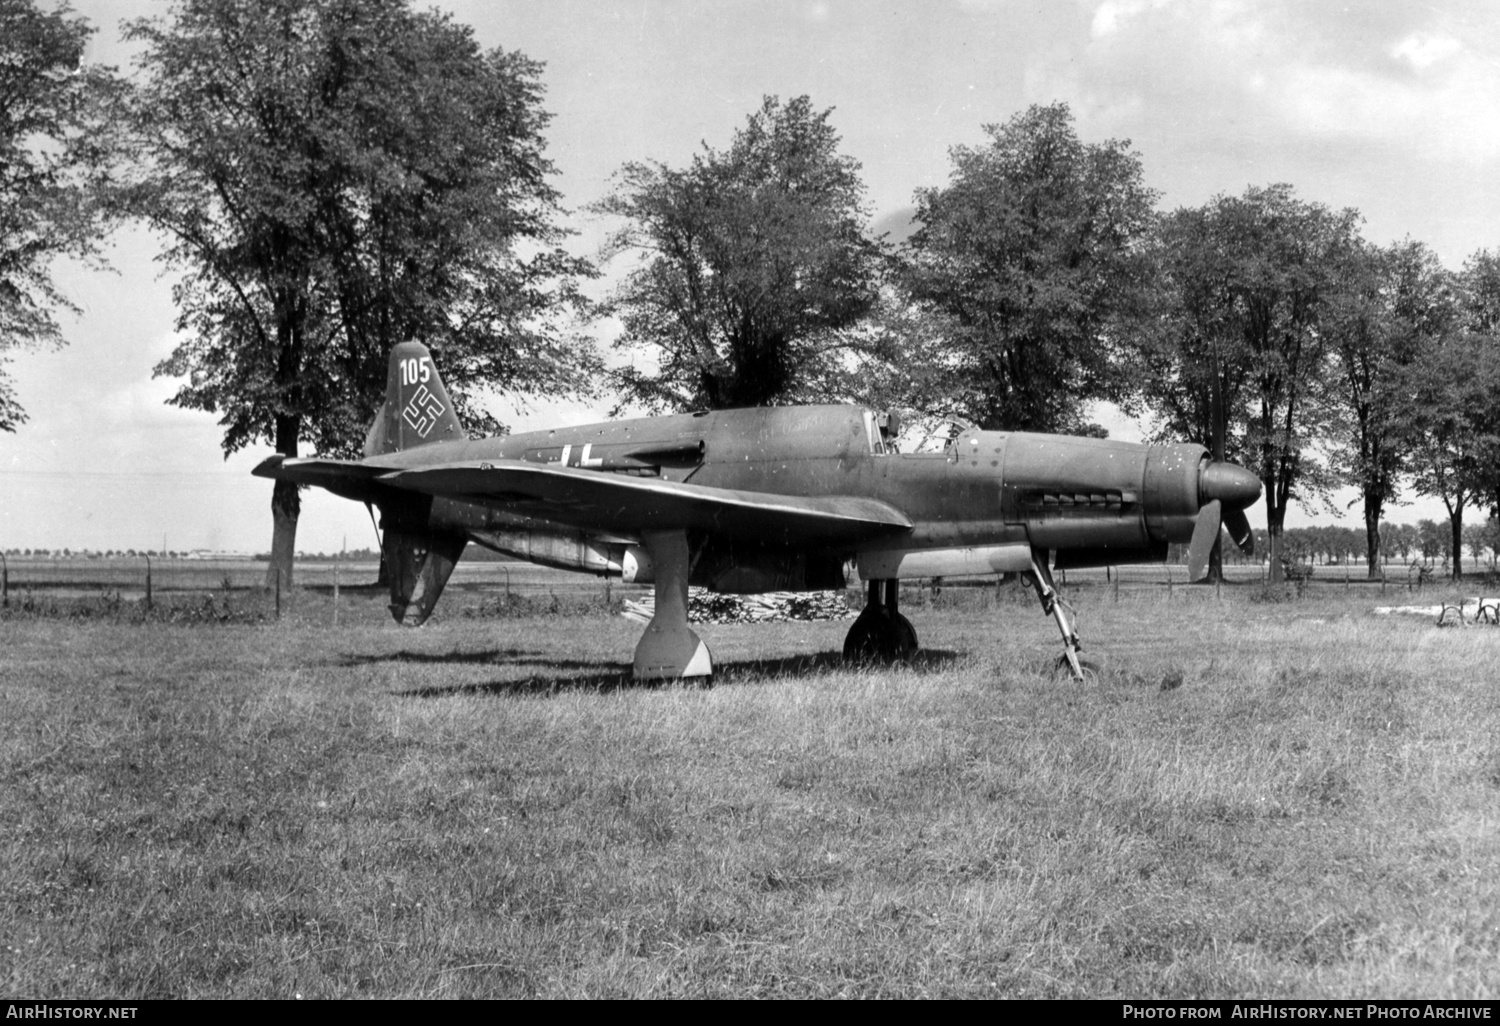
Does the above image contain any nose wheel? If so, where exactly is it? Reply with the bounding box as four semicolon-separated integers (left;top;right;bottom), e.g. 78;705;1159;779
843;578;918;664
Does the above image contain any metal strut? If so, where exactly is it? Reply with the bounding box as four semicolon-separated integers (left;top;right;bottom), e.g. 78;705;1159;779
1027;549;1085;681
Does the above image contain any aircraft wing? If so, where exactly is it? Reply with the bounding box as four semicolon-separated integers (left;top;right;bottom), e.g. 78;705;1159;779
375;460;914;544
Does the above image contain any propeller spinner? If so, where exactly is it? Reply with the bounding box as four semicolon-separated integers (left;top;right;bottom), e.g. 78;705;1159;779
1187;461;1261;581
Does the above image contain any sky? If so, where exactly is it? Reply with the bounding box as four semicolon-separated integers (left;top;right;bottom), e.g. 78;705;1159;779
4;0;1500;554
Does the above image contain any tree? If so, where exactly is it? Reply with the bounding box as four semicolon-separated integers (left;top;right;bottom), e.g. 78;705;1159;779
1209;186;1360;581
1466;517;1500;573
118;0;594;588
596;94;883;412
0;0;116;431
1324;239;1451;576
1416;519;1448;566
1132;187;1359;581
1457;250;1500;515
897;102;1158;434
1399;331;1500;580
1460;249;1500;333
1131;204;1257;581
1135;206;1248;453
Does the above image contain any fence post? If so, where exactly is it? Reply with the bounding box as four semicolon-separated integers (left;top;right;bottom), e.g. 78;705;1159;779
1;551;7;608
144;553;152;610
275;567;281;619
333;547;340;628
1113;568;1119;604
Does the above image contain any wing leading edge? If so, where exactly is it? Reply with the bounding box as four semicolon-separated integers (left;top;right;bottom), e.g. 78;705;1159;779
375;459;913;544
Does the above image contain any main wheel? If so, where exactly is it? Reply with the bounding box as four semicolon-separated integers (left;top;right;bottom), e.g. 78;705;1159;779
843;607;919;664
892;612;919;661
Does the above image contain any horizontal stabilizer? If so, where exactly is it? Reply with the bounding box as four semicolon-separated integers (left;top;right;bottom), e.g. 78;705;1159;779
377;459;913;545
252;455;392;503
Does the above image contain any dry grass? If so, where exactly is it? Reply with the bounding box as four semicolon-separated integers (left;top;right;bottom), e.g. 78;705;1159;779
3;581;1499;998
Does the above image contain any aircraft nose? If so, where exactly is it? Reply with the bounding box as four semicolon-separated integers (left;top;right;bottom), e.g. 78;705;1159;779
1199;462;1261;510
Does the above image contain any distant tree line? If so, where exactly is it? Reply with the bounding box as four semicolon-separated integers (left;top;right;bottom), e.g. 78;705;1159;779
16;518;1500;573
1166;518;1500;573
4;548;191;558
5;0;1500;584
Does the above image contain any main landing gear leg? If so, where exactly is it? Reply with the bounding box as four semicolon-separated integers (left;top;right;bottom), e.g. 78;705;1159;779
843;578;919;664
633;529;712;681
1025;549;1087;681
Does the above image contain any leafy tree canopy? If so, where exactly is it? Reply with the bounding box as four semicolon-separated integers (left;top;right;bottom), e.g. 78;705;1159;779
1397;330;1500;579
115;0;595;586
0;0;117;431
1219;186;1361;536
595;94;884;411
1322;238;1451;574
121;0;595;459
1459;249;1500;334
898;102;1158;434
1127;184;1361;580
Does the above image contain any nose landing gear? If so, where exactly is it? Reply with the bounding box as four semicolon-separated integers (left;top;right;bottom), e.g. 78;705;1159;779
1023;549;1091;682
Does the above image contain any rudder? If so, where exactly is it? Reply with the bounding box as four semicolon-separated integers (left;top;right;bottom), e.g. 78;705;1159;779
363;341;465;456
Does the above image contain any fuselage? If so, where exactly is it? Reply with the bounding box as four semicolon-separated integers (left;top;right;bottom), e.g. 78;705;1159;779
358;404;1218;592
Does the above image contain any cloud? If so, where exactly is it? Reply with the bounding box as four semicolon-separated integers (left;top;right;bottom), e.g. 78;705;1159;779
1273;48;1500;162
1392;31;1462;69
1089;0;1178;40
99;371;199;429
1047;0;1500;162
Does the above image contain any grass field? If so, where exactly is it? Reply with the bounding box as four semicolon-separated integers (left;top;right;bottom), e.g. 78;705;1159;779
3;581;1499;998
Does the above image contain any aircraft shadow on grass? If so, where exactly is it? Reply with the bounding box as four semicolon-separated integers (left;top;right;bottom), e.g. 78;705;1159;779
378;647;966;699
340;647;565;668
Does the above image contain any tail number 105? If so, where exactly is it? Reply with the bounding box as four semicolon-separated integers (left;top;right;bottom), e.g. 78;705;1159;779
400;357;433;386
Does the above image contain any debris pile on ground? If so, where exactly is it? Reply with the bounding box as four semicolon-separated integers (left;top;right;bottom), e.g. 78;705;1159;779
1374;596;1500;626
621;588;851;625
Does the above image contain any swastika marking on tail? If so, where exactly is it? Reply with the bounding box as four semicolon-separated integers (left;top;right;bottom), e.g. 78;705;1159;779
403;385;445;438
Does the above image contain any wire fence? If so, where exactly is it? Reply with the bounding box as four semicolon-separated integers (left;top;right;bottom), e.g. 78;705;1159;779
1;552;1485;612
0;556;639;602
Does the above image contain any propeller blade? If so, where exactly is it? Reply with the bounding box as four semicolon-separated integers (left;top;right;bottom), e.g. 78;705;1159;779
1187;499;1222;582
1224;508;1253;556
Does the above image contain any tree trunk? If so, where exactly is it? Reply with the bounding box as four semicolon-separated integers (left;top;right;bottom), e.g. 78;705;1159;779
266;478;300;591
1450;511;1464;581
1207;365;1226;583
1363;494;1383;580
265;413;300;591
1266;501;1286;583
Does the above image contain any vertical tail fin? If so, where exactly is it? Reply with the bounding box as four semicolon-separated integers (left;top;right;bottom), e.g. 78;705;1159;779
363;341;466;457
